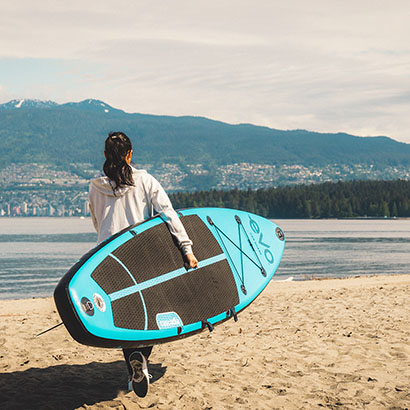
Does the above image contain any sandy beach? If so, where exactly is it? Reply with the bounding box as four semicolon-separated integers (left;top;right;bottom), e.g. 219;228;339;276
0;274;409;410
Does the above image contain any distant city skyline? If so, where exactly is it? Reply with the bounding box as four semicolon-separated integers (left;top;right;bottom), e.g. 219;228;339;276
1;1;410;142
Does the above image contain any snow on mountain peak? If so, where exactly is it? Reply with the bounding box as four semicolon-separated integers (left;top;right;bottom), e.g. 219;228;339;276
15;99;25;108
0;99;58;110
0;98;122;114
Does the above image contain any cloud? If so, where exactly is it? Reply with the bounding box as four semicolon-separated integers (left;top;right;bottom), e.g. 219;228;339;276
1;0;410;142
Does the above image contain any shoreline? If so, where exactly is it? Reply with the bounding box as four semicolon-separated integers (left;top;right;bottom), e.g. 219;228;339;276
1;272;409;302
273;272;410;282
1;274;409;409
0;272;410;302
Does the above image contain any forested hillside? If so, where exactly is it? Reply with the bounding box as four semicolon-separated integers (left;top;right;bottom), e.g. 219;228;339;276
1;99;410;170
170;180;410;219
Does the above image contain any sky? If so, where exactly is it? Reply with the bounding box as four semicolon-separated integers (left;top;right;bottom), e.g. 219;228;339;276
1;0;410;142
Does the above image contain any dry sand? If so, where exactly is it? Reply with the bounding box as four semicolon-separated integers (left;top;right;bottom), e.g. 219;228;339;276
0;274;409;410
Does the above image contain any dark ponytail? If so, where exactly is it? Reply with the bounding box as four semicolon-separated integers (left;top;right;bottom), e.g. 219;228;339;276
103;132;134;189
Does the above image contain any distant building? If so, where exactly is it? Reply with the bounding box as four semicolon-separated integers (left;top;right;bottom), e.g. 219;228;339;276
48;204;55;216
57;205;65;217
83;199;89;216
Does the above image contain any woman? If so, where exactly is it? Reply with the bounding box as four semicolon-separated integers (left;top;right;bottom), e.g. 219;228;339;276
88;132;198;398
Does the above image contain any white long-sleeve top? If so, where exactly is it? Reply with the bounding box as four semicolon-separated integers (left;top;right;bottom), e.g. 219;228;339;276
88;166;193;254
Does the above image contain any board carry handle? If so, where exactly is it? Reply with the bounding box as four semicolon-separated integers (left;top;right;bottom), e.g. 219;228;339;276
202;320;214;332
227;307;238;322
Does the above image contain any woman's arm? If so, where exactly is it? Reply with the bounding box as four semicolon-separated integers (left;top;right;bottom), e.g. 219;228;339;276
88;184;99;232
145;174;198;268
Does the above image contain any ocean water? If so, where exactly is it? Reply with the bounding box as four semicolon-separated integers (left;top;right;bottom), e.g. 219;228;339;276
0;218;97;300
0;217;409;299
274;218;410;280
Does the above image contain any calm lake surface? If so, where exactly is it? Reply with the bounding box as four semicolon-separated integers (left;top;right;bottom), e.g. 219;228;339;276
0;217;409;299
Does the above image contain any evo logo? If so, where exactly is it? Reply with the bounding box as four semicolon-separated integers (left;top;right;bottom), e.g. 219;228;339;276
248;216;274;264
156;312;183;329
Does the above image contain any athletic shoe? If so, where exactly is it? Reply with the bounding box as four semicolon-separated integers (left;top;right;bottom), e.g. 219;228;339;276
127;371;153;393
128;351;150;397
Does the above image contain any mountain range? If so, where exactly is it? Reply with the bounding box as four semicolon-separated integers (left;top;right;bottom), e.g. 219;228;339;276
0;98;122;113
1;98;410;189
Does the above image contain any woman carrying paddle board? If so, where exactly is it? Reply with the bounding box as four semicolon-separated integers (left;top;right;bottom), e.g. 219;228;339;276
88;132;198;397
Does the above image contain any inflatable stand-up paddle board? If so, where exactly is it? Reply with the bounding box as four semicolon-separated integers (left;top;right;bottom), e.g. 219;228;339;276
54;208;285;348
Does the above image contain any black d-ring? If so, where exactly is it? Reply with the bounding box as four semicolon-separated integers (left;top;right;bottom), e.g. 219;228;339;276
202;320;214;332
275;227;285;241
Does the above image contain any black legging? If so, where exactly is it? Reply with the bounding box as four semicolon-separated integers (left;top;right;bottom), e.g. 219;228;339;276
123;346;153;375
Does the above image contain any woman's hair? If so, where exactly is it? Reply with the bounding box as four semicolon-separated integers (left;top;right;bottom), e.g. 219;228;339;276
103;132;134;189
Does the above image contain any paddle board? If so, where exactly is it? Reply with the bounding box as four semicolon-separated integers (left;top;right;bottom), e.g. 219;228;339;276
54;207;285;348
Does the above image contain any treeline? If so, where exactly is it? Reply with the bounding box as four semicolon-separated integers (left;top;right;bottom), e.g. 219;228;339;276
169;179;410;218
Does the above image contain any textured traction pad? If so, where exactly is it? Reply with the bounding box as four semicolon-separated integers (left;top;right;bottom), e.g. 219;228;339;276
92;215;239;330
